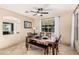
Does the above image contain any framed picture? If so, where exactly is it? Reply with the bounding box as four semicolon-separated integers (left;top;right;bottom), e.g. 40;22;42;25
24;21;32;28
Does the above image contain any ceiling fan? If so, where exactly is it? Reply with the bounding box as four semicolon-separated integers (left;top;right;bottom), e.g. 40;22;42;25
25;8;50;16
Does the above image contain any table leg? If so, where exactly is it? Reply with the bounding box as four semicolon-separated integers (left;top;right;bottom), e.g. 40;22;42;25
26;43;29;51
52;48;55;55
52;44;55;55
44;48;47;55
47;48;49;55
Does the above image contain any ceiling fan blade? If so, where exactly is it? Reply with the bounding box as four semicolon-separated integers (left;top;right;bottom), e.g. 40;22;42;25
40;12;48;14
30;11;37;13
33;14;37;16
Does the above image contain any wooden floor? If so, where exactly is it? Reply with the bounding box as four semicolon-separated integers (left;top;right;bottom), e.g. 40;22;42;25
0;42;78;55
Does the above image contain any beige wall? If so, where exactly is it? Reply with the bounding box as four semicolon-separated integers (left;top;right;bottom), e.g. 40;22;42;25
59;12;73;45
32;18;41;33
0;7;33;49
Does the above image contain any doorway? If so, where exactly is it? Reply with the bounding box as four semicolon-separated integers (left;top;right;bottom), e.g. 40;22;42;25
71;10;79;49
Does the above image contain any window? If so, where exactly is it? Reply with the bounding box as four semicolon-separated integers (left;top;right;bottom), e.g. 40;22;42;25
41;19;55;32
3;22;14;35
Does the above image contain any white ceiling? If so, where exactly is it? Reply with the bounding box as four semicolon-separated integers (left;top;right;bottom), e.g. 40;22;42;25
0;4;77;18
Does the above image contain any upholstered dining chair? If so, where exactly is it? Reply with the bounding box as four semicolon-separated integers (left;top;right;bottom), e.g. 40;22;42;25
46;32;51;38
27;32;33;37
40;32;44;37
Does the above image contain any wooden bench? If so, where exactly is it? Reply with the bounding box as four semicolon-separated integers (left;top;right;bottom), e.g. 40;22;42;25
26;37;49;55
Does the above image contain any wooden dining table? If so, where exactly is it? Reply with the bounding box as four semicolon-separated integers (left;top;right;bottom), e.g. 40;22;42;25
26;35;56;55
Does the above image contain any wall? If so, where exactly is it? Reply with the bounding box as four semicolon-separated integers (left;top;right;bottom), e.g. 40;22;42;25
32;17;41;33
59;11;73;45
0;7;33;49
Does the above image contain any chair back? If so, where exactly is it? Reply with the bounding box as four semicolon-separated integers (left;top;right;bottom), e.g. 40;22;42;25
27;32;33;37
46;32;51;38
40;32;44;37
55;35;61;43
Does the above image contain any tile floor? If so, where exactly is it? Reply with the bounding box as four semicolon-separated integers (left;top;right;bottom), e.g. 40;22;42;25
0;42;78;55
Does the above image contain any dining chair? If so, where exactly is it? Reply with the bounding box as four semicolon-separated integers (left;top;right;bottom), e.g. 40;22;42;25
27;32;32;37
55;35;61;55
40;32;44;37
46;32;51;38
